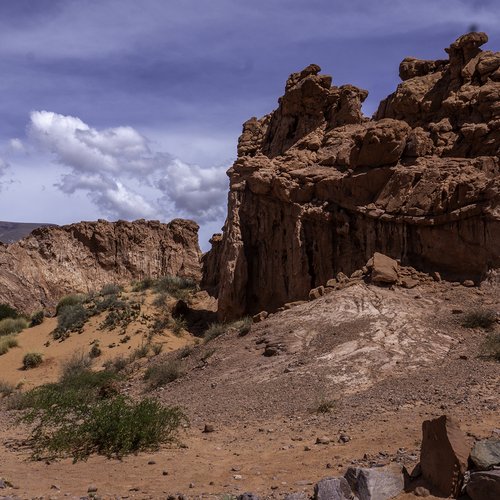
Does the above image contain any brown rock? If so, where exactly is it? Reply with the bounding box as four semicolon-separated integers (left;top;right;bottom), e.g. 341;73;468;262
401;277;419;289
309;286;325;300
202;33;500;320
0;219;201;313
466;470;500;500
420;415;471;497
253;311;269;323
369;253;399;285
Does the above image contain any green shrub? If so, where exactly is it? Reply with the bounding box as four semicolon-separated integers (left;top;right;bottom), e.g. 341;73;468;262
144;360;182;388
316;399;336;414
100;283;123;296
56;295;85;316
204;322;227;342
482;332;500;361
0;303;19;321
0;380;15;396
0;335;19;355
61;352;93;380
0;317;28;337
462;309;497;329
153;275;197;299
54;304;88;339
16;367;186;461
30;310;45;327
104;355;129;373
23;352;43;370
132;277;155;292
132;343;150;360
171;316;187;336
177;345;193;359
151;343;163;356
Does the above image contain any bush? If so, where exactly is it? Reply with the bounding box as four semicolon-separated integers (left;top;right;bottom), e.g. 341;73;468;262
171;316;187;336
204;322;227;342
316;399;336;414
132;277;155;292
30;310;45;327
23;352;43;370
16;368;186;461
153;275;197;299
61;352;93;380
56;295;85;316
132;343;150;359
177;345;193;359
104;355;129;373
234;316;252;337
151;343;163;356
0;303;19;321
54;303;88;339
100;283;123;296
0;317;28;337
462;309;497;329
482;332;500;361
144;360;182;388
89;344;102;358
0;335;19;355
0;380;15;396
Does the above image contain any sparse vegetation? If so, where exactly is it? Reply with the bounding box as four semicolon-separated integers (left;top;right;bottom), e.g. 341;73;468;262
100;283;123;296
0;380;15;396
54;303;88;339
316;399;336;414
56;294;85;316
61;352;93;379
15;368;186;461
154;275;197;299
204;322;228;342
30;310;45;327
151;343;163;356
89;343;102;358
132;343;150;359
0;303;19;321
177;345;193;359
144;360;182;388
0;335;19;355
23;352;43;370
0;317;28;337
462;309;497;329
132;277;155;292
171;315;187;336
482;332;500;361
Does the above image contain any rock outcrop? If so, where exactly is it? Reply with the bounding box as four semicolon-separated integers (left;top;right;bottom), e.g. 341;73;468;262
0;219;202;313
203;32;500;320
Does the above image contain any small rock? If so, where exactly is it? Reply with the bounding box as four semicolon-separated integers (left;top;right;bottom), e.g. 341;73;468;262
203;424;215;433
462;279;475;287
162;471;169;476
338;434;350;443
233;475;243;480
345;464;404;500
263;346;279;357
326;278;337;287
148;460;156;465
189;482;195;488
470;438;500;470
238;494;260;500
431;271;441;282
50;484;61;490
0;480;6;489
414;486;430;497
304;445;311;451
466;470;500;500
285;493;308;500
314;477;353;500
253;311;268;323
316;437;330;445
401;277;419;289
309;286;325;300
87;485;98;493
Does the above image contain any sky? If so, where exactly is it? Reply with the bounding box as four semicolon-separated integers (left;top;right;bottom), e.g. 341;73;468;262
0;0;499;250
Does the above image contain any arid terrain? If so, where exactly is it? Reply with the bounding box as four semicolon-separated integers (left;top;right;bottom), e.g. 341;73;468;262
1;31;499;500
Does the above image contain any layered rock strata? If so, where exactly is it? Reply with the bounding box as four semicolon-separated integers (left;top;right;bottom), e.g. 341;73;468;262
203;32;500;320
0;219;201;313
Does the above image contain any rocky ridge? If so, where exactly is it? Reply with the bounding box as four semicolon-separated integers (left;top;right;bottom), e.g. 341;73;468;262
0;218;202;313
203;32;500;320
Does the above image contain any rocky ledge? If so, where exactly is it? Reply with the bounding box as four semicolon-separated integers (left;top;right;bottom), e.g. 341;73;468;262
203;32;500;320
0;218;202;313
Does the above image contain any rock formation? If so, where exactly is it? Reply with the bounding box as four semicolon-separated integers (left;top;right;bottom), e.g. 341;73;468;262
0;219;201;313
203;32;500;320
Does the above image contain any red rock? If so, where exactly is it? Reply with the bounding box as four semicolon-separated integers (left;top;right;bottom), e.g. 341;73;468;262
202;32;500;320
420;415;471;497
369;253;399;285
0;219;201;313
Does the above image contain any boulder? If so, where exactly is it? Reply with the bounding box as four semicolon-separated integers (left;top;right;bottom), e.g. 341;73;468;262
368;253;399;285
470;438;500;470
313;477;353;500
466;470;500;500
309;286;325;300
344;464;405;500
420;415;471;497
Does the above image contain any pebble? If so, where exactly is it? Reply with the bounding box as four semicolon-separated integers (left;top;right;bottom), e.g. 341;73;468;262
316;437;330;445
162;471;169;476
87;485;98;493
414;486;430;497
148;460;156;465
338;434;351;443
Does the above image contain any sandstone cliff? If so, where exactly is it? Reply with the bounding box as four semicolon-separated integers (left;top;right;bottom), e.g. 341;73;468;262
0;219;201;313
203;32;500;320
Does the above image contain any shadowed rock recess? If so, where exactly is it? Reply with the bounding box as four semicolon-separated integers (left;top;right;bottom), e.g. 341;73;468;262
203;32;500;320
0;219;201;313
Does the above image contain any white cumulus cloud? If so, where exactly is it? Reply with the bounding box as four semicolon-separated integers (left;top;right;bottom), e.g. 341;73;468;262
27;110;228;223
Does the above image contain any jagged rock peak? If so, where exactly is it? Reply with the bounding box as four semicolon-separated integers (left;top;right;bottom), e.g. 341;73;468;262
202;32;500;320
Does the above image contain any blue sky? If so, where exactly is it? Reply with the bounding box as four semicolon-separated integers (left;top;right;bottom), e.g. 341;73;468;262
0;0;499;249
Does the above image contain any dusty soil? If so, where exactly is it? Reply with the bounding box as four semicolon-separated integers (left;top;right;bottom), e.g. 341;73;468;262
0;279;499;499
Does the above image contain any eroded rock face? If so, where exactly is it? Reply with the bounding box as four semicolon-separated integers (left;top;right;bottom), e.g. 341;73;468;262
203;32;500;320
0;219;201;313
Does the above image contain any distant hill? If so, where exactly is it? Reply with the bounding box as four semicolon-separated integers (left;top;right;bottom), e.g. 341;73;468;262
0;221;58;244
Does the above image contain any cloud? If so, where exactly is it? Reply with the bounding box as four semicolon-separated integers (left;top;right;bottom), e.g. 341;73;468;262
27;110;228;222
0;158;11;191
